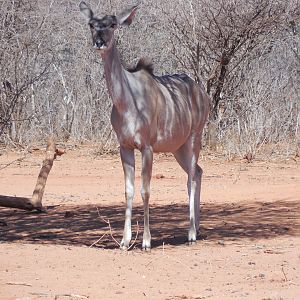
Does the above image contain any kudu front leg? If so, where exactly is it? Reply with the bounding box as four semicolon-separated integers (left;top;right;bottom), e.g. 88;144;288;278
120;147;135;250
141;146;153;250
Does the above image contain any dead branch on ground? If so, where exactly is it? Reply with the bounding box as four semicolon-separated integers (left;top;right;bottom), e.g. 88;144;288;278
0;136;65;211
90;208;139;250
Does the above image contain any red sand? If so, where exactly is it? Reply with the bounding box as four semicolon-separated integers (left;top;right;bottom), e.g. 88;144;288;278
0;148;299;299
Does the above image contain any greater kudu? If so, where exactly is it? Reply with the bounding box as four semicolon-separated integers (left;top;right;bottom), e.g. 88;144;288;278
79;2;210;250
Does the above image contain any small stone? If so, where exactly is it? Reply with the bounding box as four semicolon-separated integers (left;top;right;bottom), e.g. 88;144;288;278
155;173;165;179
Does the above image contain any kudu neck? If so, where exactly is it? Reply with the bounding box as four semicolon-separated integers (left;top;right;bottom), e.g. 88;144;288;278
100;38;128;111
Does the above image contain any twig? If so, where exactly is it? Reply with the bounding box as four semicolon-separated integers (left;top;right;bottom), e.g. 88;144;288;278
0;156;27;171
30;292;51;296
89;233;107;248
106;219;120;246
281;266;288;282
96;207;120;247
127;221;139;251
6;282;32;287
31;292;89;299
94;208;139;250
56;294;89;299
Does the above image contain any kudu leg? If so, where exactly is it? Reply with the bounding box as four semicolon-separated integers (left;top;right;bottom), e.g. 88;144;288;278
173;138;202;244
120;147;135;249
193;165;202;232
141;146;153;250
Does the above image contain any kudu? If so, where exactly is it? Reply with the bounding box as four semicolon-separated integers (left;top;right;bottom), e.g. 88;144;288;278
79;2;210;250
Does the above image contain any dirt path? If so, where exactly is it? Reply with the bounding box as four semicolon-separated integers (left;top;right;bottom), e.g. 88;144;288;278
0;148;299;299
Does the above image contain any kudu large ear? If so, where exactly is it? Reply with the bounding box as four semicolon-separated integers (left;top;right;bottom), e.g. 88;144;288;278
79;1;94;21
116;5;139;26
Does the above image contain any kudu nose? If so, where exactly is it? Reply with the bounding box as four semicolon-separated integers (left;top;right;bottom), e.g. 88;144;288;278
93;39;105;50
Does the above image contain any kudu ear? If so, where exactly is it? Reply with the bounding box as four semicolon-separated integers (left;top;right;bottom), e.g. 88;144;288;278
116;5;139;26
79;1;94;21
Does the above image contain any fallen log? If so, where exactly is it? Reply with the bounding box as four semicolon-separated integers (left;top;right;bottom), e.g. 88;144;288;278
0;136;64;211
0;195;35;211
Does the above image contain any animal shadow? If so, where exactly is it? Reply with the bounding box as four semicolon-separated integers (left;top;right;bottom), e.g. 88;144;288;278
0;199;299;249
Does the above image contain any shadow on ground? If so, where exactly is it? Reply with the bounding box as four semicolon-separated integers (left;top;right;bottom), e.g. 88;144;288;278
0;199;299;249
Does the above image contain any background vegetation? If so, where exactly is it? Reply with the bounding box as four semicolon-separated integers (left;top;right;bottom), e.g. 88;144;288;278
0;0;299;158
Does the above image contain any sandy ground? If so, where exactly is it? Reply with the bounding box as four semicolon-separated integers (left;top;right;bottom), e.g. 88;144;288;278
0;146;299;300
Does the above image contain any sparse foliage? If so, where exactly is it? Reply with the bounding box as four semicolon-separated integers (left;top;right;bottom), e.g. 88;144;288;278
0;0;299;158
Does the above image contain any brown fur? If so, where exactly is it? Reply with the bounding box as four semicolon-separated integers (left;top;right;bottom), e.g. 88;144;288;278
127;58;154;75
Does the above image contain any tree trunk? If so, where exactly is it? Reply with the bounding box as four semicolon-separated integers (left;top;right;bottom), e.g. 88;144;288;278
0;136;63;211
206;121;218;151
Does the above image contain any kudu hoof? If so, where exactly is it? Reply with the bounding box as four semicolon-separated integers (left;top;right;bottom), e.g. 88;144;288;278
120;241;130;251
188;240;197;246
142;246;151;252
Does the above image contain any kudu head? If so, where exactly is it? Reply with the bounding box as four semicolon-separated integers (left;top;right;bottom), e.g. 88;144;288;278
79;1;138;52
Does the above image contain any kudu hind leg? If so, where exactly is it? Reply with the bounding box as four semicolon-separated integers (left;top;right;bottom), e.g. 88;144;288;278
173;141;202;244
120;147;135;249
187;164;202;244
194;165;203;233
140;147;153;250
